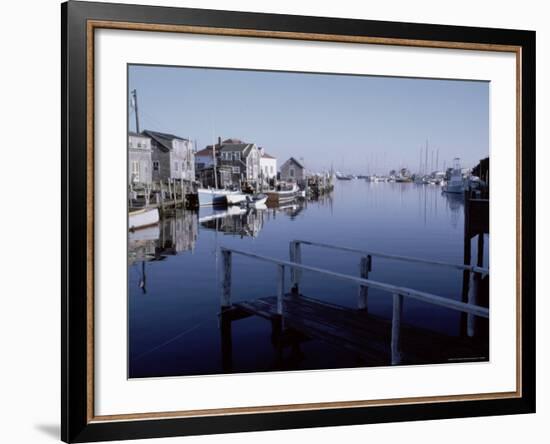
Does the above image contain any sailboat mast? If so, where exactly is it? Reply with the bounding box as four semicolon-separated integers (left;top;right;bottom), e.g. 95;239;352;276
425;140;429;174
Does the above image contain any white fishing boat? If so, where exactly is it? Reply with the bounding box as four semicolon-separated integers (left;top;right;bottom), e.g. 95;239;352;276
225;193;247;205
129;208;159;231
198;188;243;206
265;184;299;205
443;158;465;194
245;194;268;208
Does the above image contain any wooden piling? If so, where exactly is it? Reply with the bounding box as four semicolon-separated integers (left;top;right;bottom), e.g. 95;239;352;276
467;271;480;338
277;265;285;316
221;250;232;308
289;241;302;294
220;311;233;373
358;255;371;310
391;293;403;365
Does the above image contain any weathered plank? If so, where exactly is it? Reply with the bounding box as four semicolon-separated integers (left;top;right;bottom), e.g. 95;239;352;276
233;294;488;366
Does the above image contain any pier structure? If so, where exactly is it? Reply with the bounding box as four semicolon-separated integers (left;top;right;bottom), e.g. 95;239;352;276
218;241;489;372
461;190;490;338
129;178;198;214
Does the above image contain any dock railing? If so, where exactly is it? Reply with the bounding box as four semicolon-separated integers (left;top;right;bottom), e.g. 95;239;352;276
220;246;489;364
289;239;489;336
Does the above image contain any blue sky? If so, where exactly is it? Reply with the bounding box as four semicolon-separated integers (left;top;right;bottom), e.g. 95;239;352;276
128;64;489;174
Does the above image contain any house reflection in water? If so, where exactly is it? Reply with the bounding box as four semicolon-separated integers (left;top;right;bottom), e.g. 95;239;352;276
128;210;198;265
157;210;198;255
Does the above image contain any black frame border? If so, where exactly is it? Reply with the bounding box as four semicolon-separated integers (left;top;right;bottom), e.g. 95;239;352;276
62;1;536;442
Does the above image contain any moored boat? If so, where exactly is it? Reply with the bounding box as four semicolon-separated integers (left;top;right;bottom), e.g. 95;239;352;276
245;193;268;208
198;188;243;206
265;184;299;205
225;193;247;205
129;208;160;231
443;158;465;194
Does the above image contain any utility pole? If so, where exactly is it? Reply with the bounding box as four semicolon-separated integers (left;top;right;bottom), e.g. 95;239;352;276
131;89;140;133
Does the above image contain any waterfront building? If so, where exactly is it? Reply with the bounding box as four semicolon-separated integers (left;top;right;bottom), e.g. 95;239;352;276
195;165;233;189
143;129;195;182
128;132;153;185
259;147;277;186
195;146;216;170
280;157;306;182
218;138;261;185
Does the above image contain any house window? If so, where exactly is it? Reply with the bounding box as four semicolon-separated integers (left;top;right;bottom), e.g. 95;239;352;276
234;152;240;161
270;166;274;174
290;167;295;178
232;166;240;174
153;161;159;171
174;162;178;171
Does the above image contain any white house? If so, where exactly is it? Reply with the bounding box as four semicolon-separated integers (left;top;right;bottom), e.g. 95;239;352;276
259;147;277;183
128;132;152;185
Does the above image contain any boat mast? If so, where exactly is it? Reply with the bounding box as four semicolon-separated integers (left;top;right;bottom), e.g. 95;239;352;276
425;140;429;175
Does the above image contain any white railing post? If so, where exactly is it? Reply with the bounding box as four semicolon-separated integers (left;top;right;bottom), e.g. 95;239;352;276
391;293;403;365
358;255;371;310
277;265;285;317
221;250;232;309
289;241;302;294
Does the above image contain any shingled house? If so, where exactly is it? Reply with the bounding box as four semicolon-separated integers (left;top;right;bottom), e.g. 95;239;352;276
142;130;195;182
218;138;261;186
280;157;306;182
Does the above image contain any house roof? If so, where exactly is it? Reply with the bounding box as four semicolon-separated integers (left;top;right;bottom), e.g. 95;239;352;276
142;130;188;152
219;143;256;158
195;146;214;157
284;157;305;169
261;152;276;159
128;131;149;138
222;138;244;144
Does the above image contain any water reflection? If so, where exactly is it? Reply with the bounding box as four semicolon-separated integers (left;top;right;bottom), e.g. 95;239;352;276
199;206;266;238
128;181;487;378
128;209;198;265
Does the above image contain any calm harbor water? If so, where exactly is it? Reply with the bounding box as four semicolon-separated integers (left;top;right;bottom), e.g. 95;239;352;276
128;180;488;378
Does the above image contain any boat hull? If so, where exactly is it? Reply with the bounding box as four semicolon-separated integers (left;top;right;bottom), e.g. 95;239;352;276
129;208;160;230
265;187;299;205
225;193;247;205
198;188;241;206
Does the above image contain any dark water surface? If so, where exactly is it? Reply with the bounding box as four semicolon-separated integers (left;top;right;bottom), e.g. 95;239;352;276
128;181;487;378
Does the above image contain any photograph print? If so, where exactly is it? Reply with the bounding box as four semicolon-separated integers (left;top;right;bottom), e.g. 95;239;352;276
127;64;490;379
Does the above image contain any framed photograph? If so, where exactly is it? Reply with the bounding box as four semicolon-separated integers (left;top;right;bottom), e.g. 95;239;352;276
62;1;535;442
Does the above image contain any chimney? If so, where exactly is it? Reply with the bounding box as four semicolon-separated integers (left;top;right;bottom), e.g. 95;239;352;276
218;136;221;148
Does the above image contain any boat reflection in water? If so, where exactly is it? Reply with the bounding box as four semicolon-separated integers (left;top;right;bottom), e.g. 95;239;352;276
442;191;464;229
199;206;265;238
198;201;307;238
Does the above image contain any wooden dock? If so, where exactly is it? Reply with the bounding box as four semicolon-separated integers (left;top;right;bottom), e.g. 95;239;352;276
219;243;489;370
221;293;487;367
